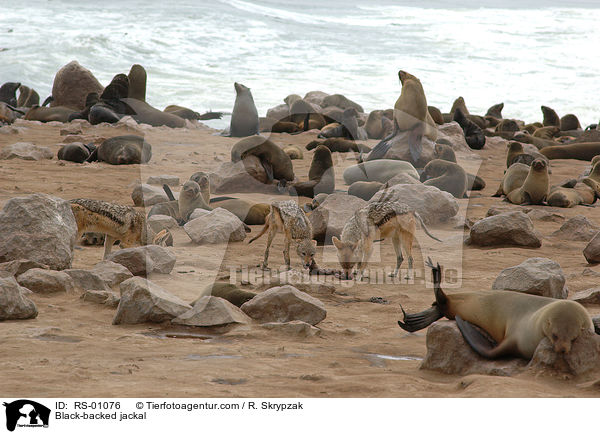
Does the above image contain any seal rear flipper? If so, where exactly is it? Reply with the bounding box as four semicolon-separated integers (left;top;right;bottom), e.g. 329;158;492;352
86;146;98;162
163;184;176;201
455;315;509;359
397;305;443;332
593;316;600;335
408;124;424;163
365;138;392;162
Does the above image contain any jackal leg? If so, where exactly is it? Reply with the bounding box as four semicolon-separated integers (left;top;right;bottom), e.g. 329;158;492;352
283;237;291;270
401;229;414;280
261;227;278;270
390;232;403;277
356;241;373;280
103;235;117;259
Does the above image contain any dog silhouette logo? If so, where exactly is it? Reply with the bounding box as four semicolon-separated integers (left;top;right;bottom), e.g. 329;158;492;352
3;400;50;431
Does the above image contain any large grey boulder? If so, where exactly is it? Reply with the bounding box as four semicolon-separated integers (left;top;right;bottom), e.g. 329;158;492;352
492;257;567;299
106;245;176;276
172;296;251;327
572;288;600;305
419;320;526;376
16;268;75;294
255;269;336;295
64;269;111;292
184;208;246;244
147;215;179;234
437;122;471;152
0;260;49;278
0;194;77;270
0;142;53;161
210;157;279;194
370;183;458;225
466;211;541;248
90;261;133;287
583;232;600;264
266;103;290;121
146;174;179;186
113;277;191;325
51;60;104;110
551;215;599;242
308;193;366;243
0;276;38;320
527;332;600;376
241;285;326;325
303;91;329;107
131;183;174;207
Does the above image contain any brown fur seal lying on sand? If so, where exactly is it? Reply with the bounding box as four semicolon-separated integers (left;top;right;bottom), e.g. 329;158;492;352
398;259;594;360
287;145;334;198
231;135;294;183
306;138;371;153
90;135;151;165
547;183;596;208
420;159;468;198
493;163;529;197
540;142;600;161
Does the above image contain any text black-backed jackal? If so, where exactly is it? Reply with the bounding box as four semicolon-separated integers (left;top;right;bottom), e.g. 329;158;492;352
332;201;441;279
70;198;151;259
248;200;317;270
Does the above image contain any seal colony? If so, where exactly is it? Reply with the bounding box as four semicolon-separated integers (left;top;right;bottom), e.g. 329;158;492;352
2;60;600;398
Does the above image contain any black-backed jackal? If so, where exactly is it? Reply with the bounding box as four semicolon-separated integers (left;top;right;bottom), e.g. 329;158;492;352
248;200;316;269
332;201;441;279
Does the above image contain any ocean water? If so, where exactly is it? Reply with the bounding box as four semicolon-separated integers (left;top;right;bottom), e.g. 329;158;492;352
1;0;599;128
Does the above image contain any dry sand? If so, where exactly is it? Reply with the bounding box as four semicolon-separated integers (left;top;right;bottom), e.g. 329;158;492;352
1;120;599;397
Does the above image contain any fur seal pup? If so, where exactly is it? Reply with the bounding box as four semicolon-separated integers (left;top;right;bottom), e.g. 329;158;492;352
560;114;581;131
450;96;469;116
493;163;529;197
547;184;596;208
419;159;468;198
427;106;444;125
343;160;419;184
283;144;303;159
582;161;600;198
177;180;211;222
495;119;520;134
367;70;436;162
306;138;371;153
93;135;152;165
453;108;485;150
188;171;211;205
348;181;384;201
127;64;146;101
317;108;362;140
506;141;536;167
230;135;294;183
533;126;559;139
540;142;600;161
23;105;75;123
229;82;259;137
57;143;96;163
398;259;594;360
434;143;457;162
365;110;386;139
16;85;39;108
512;132;557;150
288;145;334;198
485;102;504;119
541;105;560;127
0;82;20;106
505;159;549;205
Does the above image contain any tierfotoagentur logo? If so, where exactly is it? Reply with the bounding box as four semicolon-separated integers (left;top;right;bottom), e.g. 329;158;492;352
3;400;50;432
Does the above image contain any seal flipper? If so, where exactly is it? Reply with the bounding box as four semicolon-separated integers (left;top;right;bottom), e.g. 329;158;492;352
163;184;176;201
398;305;443;332
408;124;424;163
365;138;392;162
261;161;274;183
86;146;98;163
455;315;512;359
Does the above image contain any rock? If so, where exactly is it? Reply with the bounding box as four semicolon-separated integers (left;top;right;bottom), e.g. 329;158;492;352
113;277;191;325
303;91;329;107
60;126;82;136
552;215;599;242
188;208;210;220
0;193;77;270
255;269;336;295
106;245;176;276
486;205;529;217
419;320;526;376
172;296;251;327
147;215;179;234
526;209;564;222
572;288;600;305
90;261;133;287
492;257;567;299
484;135;509;150
64;269;111;292
370;184;458;225
241;285;326;325
0;142;53;161
385;173;421;186
146;174;179;186
377;132;436;167
51;60;104;110
81;289;120;307
527;332;600;376
16;268;74;294
466;211;541;248
131;183;174;207
308;193;366;243
210;158;279;194
322;94;364;113
0;276;38;320
184;208;246;244
261;320;321;337
583;232;600;264
437;122;471;152
266;103;290;121
0;260;49;277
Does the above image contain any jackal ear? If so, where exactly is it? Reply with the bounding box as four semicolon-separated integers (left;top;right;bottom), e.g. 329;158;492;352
331;236;343;249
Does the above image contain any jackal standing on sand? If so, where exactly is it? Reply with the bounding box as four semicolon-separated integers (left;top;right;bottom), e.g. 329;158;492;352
332;201;441;279
248;200;317;270
70;198;148;259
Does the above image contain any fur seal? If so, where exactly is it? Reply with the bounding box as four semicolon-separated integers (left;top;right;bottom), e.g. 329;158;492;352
229;82;259;137
283;144;303;160
188;171;211;205
318;107;362;140
348;181;384;201
541;105;560;127
506;141;536;167
127;64;146;101
288;145;334;198
398;260;594;360
434;143;456;162
210;197;270;225
0;82;20;106
367;70;436;162
177;180;211;222
453;108;485;150
57;143;96;163
513;132;557;150
533;126;559;139
231;135;294;183
121;98;185;128
306;138;371;153
419;159;468;198
547;184;596;208
343;160;419;184
493;163;529;197
505;159;549;205
427;106;444;125
485;102;504;119
365;110;386;139
16;85;39;108
93;135;152;165
450;96;469;116
495;119;520;133
582;161;600;198
24;105;75;122
540;142;600;161
560;114;581;131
